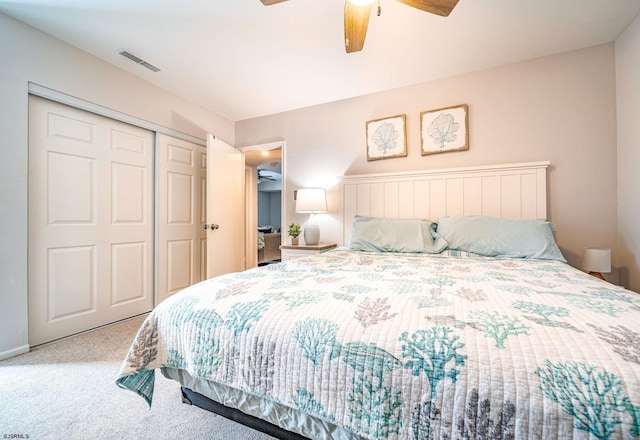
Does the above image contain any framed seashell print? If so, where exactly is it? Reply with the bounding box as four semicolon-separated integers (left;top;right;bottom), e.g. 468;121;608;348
420;104;469;155
366;114;407;161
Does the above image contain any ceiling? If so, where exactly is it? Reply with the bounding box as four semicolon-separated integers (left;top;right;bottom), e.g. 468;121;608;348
245;148;282;171
2;0;639;121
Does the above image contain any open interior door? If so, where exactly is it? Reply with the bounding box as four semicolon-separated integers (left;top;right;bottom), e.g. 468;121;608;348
206;134;245;278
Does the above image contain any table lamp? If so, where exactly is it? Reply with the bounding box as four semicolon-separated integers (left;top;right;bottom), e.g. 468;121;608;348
582;247;611;280
295;188;327;245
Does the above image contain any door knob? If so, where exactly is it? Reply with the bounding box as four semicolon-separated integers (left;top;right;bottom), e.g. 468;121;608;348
204;224;220;230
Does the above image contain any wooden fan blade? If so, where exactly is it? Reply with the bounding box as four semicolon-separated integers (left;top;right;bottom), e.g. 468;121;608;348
395;0;459;17
344;1;372;53
260;0;288;5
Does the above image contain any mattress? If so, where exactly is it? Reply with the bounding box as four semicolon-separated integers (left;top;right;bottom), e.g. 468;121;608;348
117;249;640;439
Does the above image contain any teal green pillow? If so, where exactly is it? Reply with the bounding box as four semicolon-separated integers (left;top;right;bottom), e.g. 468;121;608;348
348;215;448;254
436;215;566;262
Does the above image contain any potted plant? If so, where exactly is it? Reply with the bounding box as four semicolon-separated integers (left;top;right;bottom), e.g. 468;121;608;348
288;223;301;245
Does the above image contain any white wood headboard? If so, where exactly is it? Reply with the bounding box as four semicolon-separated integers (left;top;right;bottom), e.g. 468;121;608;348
343;161;550;243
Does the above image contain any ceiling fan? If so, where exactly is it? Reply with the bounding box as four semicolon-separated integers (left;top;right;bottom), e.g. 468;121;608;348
260;0;460;53
257;169;277;184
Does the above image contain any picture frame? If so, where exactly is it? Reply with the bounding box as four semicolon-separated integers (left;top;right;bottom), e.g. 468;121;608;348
420;104;469;155
366;114;407;161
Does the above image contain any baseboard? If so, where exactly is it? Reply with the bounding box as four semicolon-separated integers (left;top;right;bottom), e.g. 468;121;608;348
0;344;30;361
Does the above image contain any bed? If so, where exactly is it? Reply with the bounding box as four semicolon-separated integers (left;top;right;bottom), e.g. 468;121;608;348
117;162;640;439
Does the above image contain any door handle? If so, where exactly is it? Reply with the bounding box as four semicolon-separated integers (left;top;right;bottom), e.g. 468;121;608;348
204;224;220;230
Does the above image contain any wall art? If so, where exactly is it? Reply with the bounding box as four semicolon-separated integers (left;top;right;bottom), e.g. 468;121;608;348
420;104;468;155
366;114;407;161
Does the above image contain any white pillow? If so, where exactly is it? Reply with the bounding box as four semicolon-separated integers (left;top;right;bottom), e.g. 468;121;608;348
436;216;566;262
348;215;448;254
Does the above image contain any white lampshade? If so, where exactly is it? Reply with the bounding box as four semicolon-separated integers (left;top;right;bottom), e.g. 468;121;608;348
295;188;328;213
582;248;611;273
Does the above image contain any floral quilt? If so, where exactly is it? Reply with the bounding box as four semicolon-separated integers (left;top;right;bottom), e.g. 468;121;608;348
117;249;640;439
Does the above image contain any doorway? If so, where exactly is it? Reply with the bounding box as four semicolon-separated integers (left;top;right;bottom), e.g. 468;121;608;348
240;142;285;269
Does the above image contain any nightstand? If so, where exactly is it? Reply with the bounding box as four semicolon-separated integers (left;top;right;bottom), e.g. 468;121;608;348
280;243;337;261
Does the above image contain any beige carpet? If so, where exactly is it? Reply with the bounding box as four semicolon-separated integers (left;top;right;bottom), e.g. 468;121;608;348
0;316;275;439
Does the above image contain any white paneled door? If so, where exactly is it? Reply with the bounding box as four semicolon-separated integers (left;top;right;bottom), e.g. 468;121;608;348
206;134;245;277
28;96;154;345
157;134;207;302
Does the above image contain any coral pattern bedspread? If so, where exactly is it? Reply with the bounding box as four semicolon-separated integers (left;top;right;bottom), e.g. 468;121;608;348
117;249;640;439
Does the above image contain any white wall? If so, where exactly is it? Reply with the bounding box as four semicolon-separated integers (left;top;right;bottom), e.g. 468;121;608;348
258;191;282;231
616;15;640;293
0;13;235;358
258;192;271;226
269;192;282;231
236;44;621;284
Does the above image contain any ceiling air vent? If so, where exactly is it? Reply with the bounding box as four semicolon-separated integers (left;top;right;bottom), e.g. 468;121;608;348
117;49;161;73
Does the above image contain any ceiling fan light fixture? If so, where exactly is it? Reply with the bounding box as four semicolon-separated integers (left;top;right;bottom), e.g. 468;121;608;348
262;0;459;53
347;0;376;5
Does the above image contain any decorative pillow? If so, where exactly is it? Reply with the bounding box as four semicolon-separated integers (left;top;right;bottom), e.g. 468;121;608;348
348;215;448;254
436;215;566;262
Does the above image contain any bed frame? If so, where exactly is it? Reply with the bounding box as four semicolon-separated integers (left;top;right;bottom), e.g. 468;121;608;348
183;160;551;439
181;387;309;439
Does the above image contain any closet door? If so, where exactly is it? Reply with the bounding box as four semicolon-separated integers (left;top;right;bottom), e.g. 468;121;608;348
157;134;207;303
28;96;154;345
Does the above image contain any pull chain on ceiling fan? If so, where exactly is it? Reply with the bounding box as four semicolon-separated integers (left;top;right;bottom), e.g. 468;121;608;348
260;0;459;53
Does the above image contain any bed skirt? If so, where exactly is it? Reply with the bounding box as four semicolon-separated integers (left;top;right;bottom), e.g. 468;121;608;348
162;367;361;440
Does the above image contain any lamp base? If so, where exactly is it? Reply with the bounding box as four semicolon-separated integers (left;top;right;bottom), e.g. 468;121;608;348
588;271;606;281
303;222;320;245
